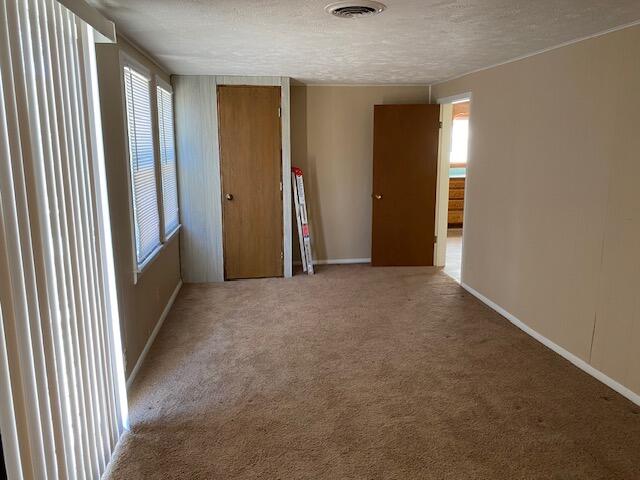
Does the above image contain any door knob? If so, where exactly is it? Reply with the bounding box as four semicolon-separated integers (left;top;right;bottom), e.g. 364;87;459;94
373;194;383;200
225;193;234;201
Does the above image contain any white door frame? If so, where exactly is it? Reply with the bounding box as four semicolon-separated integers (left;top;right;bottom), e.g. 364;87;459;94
434;92;472;279
434;103;453;267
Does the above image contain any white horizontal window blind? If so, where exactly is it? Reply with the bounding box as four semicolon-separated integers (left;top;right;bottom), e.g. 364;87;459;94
157;85;179;235
0;1;128;479
123;65;161;266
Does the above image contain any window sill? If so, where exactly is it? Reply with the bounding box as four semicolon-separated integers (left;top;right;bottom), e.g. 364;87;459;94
133;224;181;284
164;224;181;243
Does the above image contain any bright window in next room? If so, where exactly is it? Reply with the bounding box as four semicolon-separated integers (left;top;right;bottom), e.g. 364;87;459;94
449;101;469;178
123;62;180;275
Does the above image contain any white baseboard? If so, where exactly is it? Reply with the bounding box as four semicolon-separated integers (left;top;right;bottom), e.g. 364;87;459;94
461;282;640;407
315;258;371;265
126;280;183;390
294;258;371;266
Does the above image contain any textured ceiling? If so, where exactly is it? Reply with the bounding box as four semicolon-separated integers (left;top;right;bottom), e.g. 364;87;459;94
89;0;640;84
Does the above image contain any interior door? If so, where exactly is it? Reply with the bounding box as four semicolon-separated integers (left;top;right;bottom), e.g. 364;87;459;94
218;85;283;279
371;104;440;266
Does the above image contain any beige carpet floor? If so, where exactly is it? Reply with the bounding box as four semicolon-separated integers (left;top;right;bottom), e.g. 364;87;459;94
106;265;640;479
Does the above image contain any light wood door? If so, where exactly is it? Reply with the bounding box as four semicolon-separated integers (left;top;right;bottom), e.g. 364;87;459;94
371;104;440;266
218;85;283;279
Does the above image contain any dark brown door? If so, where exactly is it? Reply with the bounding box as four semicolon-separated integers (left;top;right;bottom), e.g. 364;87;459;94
371;104;440;266
218;85;283;279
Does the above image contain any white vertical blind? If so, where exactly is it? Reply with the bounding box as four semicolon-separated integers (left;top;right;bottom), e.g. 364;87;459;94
0;305;24;480
0;1;128;479
156;85;179;235
123;65;161;266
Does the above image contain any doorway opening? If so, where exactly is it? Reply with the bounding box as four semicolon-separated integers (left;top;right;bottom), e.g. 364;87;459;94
435;94;471;283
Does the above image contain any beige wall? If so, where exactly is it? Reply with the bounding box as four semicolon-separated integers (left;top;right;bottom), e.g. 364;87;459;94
96;38;181;378
291;85;429;261
432;25;640;396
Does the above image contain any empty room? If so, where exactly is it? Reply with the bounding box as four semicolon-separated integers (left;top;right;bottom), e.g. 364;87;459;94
2;1;640;479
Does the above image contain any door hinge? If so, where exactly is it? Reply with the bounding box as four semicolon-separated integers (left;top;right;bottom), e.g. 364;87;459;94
439;121;443;128
278;107;281;117
280;181;283;192
281;251;284;259
434;235;438;243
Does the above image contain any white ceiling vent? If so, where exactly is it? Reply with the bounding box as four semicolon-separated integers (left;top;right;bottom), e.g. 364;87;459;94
325;1;386;19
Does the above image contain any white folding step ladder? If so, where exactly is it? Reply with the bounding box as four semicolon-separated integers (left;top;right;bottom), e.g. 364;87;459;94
291;167;314;275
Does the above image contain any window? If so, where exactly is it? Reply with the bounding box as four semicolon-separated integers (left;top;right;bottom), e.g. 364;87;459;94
449;117;469;165
157;85;179;235
123;65;162;267
449;101;470;178
122;61;180;275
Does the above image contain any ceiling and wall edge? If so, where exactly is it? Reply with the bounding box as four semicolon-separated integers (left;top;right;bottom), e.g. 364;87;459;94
293;83;429;87
115;30;172;76
432;17;640;87
268;13;640;89
292;16;640;88
102;15;640;87
88;1;640;83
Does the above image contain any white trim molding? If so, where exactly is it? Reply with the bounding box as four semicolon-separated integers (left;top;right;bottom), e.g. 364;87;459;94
436;92;473;105
461;282;640;407
300;83;430;87
58;0;116;43
295;258;371;266
126;280;182;389
316;258;371;265
280;77;293;278
434;103;452;267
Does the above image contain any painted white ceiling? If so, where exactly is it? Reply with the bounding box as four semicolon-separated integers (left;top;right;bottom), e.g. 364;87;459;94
89;0;640;84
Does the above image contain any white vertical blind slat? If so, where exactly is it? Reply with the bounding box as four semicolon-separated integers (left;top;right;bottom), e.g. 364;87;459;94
76;19;119;457
59;8;102;478
21;0;76;468
0;305;25;480
2;1;57;478
68;12;112;470
78;7;118;470
0;52;28;480
0;1;128;478
76;27;118;460
29;1;90;477
39;1;90;476
31;2;79;474
81;21;129;442
54;6;98;477
48;2;92;477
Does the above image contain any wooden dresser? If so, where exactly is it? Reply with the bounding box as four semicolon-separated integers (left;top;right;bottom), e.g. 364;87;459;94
448;177;465;227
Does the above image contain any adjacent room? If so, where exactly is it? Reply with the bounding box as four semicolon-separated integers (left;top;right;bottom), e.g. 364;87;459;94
442;98;470;282
2;1;640;479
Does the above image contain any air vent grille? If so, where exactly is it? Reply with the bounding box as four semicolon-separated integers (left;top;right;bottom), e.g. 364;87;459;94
332;5;376;17
325;1;386;19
